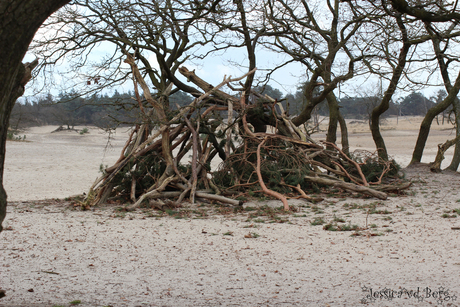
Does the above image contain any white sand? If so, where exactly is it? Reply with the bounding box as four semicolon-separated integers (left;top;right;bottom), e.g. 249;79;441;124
1;119;460;306
3;126;130;202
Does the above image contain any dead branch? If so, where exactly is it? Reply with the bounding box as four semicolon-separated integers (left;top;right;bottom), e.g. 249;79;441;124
323;141;369;186
304;175;387;200
256;138;290;210
185;117;199;203
430;134;460;172
195;192;243;206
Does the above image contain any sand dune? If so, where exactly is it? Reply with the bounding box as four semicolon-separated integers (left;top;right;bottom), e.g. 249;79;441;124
1;118;460;306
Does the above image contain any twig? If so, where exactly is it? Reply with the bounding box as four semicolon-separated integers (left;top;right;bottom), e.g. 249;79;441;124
127;175;176;210
256;138;290;210
331;160;363;185
310;160;364;184
40;270;59;275
323;141;369;186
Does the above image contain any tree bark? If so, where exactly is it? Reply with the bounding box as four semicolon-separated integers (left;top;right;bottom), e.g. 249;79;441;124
0;0;70;233
326;92;339;145
338;111;350;156
447;111;460;170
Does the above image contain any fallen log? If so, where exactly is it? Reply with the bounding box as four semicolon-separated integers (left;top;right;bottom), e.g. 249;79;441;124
304;175;388;200
372;181;412;192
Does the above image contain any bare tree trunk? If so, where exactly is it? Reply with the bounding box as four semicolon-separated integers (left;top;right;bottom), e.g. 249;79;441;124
326;93;339;145
370;15;410;162
0;0;70;233
338;112;350;156
411;97;458;164
447;100;460;171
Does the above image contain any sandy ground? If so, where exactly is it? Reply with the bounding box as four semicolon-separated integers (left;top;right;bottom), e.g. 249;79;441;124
3;126;128;202
1;118;460;306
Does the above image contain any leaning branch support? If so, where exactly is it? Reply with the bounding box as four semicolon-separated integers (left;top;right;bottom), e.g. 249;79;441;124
83;62;406;212
84;61;257;209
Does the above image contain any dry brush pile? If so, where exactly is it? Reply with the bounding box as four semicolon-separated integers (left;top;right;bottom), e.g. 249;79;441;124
83;55;411;211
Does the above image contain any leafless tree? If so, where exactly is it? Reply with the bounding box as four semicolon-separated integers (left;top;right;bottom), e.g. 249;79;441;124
381;0;460;169
411;21;460;167
32;0;224;103
262;0;369;152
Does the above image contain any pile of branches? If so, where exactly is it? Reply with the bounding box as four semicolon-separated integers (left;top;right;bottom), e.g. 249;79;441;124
83;55;410;210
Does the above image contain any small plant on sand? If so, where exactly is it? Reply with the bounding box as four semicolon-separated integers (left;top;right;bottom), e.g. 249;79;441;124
333;215;345;223
323;222;360;232
79;127;89;135
370;208;392;214
70;300;82;305
244;232;260;238
310;217;325;226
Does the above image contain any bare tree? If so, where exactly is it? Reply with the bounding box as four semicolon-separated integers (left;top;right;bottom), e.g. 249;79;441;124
368;11;413;161
383;0;460;168
32;0;224;102
263;0;367;150
411;21;460;166
348;0;447;161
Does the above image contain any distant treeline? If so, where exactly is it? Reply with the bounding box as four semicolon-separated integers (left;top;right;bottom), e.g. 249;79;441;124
10;86;451;130
10;90;194;130
283;86;450;120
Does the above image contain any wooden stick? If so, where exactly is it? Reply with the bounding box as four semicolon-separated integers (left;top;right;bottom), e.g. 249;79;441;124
227;99;233;156
304;175;387;200
130;174;136;202
185;118;198;203
127;175;176;210
195;192;243;206
323;141;369;186
331;160;363;185
256;138;290;210
280;183;324;202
